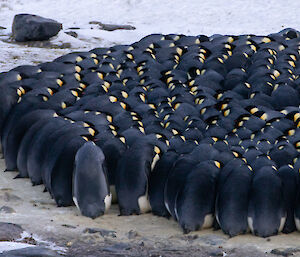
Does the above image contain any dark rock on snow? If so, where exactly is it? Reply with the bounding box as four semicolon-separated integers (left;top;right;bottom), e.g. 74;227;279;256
83;227;117;238
0;222;24;241
89;21;136;31
0;205;16;213
64;31;78;38
0;247;62;257
12;14;62;42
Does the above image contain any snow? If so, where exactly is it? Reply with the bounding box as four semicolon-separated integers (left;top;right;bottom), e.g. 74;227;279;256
0;242;35;253
0;231;67;254
0;0;300;50
0;0;300;72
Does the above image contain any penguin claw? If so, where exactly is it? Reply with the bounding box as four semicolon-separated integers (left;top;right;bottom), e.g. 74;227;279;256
3;168;17;172
32;181;42;186
182;228;190;234
13;174;21;179
181;223;200;234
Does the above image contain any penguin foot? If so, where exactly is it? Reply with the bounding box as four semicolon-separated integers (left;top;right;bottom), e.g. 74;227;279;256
3;168;17;172
181;223;200;234
31;181;42;186
152;210;171;218
119;208;140;216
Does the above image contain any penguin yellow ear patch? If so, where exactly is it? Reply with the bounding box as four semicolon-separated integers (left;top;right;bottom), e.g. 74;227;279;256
119;137;126;144
260;113;268;120
56;79;63;86
71;90;78;97
61;102;67;109
174;103;181;110
176;47;183;56
214;161;221;168
17;88;23;96
223;109;230;116
76;56;83;62
75;73;81;81
47;88;54;95
262;37;271;43
148;104;156;109
250;107;259;114
154;146;161;154
109;96;118;103
212;137;218;142
16;74;22;81
102;85;109;92
294;113;300;122
106;115;113;123
121;91;128;98
180;135;186;142
232;151;239;158
172;129;178;135
288;129;295;136
88;128;96;136
82;136;89;141
120;102;127;110
139;93;146;102
139;126;145;134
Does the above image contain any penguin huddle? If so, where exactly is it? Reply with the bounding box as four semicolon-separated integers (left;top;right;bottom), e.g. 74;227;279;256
1;28;300;237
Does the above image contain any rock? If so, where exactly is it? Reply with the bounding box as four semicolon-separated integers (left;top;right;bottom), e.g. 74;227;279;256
12;14;62;42
103;243;131;252
64;31;78;38
83;228;116;238
0;222;24;241
208;249;224;256
20;236;37;245
127;230;140;239
2;192;21;202
271;248;300;256
0;26;6;30
67;27;80;30
0;246;62;256
195;234;227;246
0;206;16;213
89;21;135;31
61;224;76;229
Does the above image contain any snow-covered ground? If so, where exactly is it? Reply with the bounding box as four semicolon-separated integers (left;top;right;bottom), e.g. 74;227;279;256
1;0;300;43
0;0;300;70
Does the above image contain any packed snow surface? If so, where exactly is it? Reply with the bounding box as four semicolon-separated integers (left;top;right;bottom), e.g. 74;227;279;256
0;0;300;49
